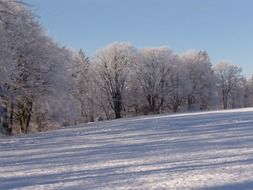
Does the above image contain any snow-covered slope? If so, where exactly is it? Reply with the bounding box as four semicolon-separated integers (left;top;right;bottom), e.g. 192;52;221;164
1;108;253;190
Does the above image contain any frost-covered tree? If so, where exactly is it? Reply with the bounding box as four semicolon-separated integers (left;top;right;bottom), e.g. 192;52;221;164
166;60;190;112
181;51;215;110
233;77;253;109
214;62;242;109
124;67;147;115
71;49;98;122
0;0;31;133
93;42;135;119
244;76;253;107
0;1;74;134
1;0;252;134
0;0;21;99
135;47;175;113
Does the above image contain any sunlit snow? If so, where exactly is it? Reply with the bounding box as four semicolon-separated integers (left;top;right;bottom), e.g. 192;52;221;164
1;108;253;190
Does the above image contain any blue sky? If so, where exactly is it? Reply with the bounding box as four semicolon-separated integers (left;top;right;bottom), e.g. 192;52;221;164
26;0;253;77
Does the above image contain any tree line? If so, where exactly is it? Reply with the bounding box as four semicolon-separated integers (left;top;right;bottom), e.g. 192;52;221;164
71;44;253;122
1;1;253;135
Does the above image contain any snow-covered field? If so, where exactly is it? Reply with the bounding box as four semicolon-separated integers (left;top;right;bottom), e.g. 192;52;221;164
1;108;253;190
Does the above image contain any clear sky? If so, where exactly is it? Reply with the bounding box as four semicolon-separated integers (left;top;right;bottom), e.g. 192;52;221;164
25;0;253;77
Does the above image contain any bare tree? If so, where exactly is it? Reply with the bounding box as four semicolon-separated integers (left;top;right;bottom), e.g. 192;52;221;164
166;61;190;112
244;76;253;107
93;42;135;119
135;47;174;113
71;49;98;122
214;62;242;109
181;51;215;111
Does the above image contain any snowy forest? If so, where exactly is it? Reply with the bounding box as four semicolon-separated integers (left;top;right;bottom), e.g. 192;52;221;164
1;1;253;135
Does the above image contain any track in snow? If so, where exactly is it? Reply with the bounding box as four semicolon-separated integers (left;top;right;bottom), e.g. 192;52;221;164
1;108;253;190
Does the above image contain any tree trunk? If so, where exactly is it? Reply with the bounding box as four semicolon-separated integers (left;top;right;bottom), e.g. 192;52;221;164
16;98;33;133
2;105;10;135
10;99;14;126
113;93;122;119
147;95;157;113
173;103;179;112
188;95;193;111
223;94;228;109
25;100;32;133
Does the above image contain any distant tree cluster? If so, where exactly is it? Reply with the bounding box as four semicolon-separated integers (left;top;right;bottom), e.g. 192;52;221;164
1;1;253;135
71;43;253;122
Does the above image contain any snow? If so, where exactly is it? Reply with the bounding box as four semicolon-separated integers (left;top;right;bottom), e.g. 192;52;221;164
1;108;253;190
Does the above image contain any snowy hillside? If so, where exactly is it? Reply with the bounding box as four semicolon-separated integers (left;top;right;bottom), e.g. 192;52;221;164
1;108;253;190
